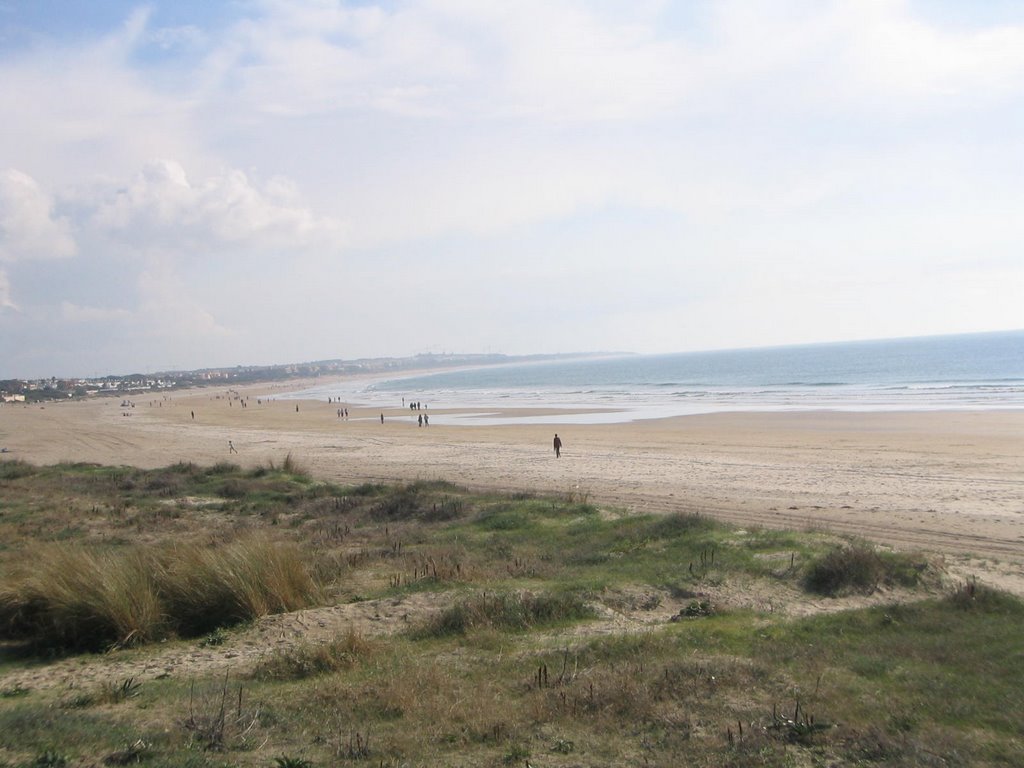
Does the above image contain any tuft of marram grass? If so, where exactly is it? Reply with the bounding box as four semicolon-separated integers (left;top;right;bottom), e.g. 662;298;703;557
0;534;319;650
0;545;165;650
158;535;321;636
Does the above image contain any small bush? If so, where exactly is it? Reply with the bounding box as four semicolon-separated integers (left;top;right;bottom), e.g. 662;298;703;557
421;495;466;522
477;509;532;531
0;458;37;480
878;551;932;588
206;462;241;477
803;545;885;596
946;579;1021;613
347;482;387;497
645;512;713;539
218;478;248;498
407;479;463;493
370;486;424;520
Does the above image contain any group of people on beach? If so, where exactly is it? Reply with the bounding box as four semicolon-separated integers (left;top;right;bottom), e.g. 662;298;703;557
213;392;565;460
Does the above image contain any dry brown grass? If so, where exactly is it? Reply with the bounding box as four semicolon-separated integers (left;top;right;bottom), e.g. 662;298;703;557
157;535;321;636
0;545;165;649
0;534;319;650
253;629;375;680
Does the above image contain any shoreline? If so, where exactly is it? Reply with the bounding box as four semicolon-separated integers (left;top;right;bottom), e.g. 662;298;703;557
3;389;1024;593
254;371;1024;426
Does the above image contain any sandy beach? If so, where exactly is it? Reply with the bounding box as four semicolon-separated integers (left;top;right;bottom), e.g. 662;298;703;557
3;380;1023;591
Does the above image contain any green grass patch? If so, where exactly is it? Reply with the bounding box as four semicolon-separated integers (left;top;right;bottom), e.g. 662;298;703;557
758;591;1024;736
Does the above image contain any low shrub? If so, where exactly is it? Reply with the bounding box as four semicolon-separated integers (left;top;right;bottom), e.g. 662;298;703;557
205;462;241;477
347;482;387;497
946;578;1022;612
803;545;932;596
645;512;714;539
0;458;37;480
370;486;424;520
803;545;884;596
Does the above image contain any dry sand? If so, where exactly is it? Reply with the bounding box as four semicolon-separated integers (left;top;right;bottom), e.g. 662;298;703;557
3;380;1023;592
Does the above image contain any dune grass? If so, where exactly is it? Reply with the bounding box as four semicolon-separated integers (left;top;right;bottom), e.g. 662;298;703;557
0;545;165;650
0;460;1020;766
0;534;318;650
156;536;320;637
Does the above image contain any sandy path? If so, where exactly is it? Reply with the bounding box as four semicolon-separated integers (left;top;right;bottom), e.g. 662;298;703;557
0;576;927;694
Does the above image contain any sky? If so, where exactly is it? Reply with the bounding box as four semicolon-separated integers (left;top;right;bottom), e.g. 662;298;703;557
1;0;1023;378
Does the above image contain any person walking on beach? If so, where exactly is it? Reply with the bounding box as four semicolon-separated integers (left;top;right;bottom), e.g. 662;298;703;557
418;413;423;427
228;440;237;454
553;433;562;458
381;413;385;424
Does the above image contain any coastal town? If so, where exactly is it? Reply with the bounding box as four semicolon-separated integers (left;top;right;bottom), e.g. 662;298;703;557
0;351;586;404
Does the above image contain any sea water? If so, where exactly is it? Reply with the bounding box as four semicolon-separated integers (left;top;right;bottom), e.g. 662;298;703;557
281;330;1024;425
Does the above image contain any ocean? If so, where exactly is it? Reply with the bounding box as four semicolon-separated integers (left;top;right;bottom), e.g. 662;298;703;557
281;330;1024;425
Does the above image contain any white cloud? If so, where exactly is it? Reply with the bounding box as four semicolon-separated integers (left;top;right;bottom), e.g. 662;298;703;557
470;1;691;121
843;0;1024;102
60;301;133;324
91;159;347;250
0;169;77;263
192;0;692;121
135;264;234;338
196;0;1024;128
